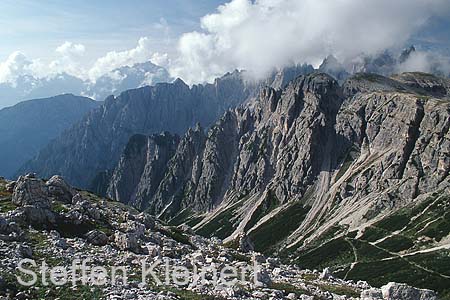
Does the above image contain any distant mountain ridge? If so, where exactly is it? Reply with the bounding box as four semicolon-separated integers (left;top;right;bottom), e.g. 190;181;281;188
18;65;316;189
0;61;172;109
0;94;100;178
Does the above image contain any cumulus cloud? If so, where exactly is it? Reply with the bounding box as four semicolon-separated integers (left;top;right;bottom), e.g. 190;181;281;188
0;51;32;84
0;38;168;84
170;0;450;84
88;37;154;81
0;42;88;83
151;52;171;69
56;42;86;57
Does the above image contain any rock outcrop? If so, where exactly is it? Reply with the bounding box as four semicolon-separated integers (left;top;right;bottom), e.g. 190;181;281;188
19;65;318;190
2;175;437;300
105;72;450;295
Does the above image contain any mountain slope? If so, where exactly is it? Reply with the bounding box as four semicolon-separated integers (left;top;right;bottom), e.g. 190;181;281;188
0;61;172;109
1;175;438;299
84;61;173;101
107;72;450;294
18;72;251;188
19;65;317;190
0;94;100;178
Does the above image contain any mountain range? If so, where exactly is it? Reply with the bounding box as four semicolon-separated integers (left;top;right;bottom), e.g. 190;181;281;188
0;61;172;109
103;71;450;295
3;49;450;297
18;64;317;189
0;94;100;178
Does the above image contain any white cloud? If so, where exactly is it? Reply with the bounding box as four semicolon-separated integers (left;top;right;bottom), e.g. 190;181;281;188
0;38;169;84
151;52;170;69
170;0;450;84
56;42;86;58
88;37;154;81
0;51;32;84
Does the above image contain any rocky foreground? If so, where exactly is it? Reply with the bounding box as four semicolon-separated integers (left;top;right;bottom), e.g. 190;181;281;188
0;175;440;299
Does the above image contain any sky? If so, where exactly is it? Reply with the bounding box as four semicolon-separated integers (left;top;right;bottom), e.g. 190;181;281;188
0;0;226;63
0;0;450;85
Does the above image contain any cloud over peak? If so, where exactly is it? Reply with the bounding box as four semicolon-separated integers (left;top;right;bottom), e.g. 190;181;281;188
170;0;450;84
88;37;154;81
0;38;164;84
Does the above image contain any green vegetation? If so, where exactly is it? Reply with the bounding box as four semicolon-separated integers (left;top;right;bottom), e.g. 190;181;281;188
316;283;360;298
377;235;414;252
248;201;310;254
292;193;450;297
0;270;103;300
185;215;204;228
168;209;193;226
51;201;69;213
353;73;386;83
295;238;354;269
375;213;410;232
269;282;314;298
0;181;15;213
196;200;244;239
352;240;391;262
360;226;389;242
408;250;450;277
0;198;16;213
345;257;450;295
419;211;450;242
244;190;280;231
223;238;239;250
158;226;192;246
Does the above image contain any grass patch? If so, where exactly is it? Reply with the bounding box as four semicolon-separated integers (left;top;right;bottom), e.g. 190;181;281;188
315;283;360;298
51;201;69;213
345;257;450;295
185;215;204;228
420;212;450;242
196;205;239;240
295;238;354;269
228;251;251;263
375;213;410;232
244;190;279;231
0;270;103;300
360;226;390;242
377;235;414;252
408;250;450;277
0;198;16;213
158;226;192;246
168;209;193;226
352;239;391;262
269;282;314;298
248;201;309;254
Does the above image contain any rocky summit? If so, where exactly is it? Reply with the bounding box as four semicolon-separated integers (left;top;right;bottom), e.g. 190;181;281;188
0;175;440;300
17;65;317;190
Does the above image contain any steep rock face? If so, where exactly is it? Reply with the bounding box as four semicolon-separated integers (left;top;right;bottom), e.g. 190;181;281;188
110;73;344;217
20;65;318;189
109;73;449;256
39;72;448;294
107;133;179;208
18;72;250;188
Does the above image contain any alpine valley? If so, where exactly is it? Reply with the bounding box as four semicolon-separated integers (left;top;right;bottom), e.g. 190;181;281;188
2;67;448;300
